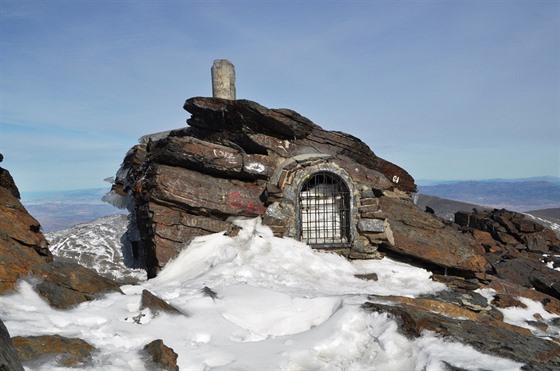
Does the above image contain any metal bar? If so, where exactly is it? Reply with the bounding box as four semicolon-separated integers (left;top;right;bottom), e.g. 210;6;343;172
299;171;351;247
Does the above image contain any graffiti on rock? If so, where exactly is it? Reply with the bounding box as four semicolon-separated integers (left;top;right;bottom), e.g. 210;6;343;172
227;191;267;215
213;149;238;165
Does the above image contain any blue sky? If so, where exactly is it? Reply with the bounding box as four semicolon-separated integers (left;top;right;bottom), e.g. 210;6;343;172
1;0;558;193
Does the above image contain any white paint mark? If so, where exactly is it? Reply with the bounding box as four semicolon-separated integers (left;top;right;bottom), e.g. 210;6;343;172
245;162;266;173
213;149;238;164
277;140;290;154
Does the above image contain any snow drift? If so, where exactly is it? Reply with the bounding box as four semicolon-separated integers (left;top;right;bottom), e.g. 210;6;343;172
0;216;525;370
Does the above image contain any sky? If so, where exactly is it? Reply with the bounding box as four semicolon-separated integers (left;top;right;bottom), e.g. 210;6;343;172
1;0;559;193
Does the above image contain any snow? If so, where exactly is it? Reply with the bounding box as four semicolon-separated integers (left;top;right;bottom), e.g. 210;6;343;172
477;288;560;339
46;215;145;284
542;254;560;271
0;217;525;370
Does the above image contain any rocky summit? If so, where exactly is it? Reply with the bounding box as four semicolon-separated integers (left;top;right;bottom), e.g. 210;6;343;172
106;95;560;299
107;97;493;279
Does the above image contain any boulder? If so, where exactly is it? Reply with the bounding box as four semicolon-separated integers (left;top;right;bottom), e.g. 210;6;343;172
143;339;179;371
141;289;183;315
378;194;490;274
12;335;95;367
0;160;52;293
31;261;123;309
487;276;560;316
0;318;24;371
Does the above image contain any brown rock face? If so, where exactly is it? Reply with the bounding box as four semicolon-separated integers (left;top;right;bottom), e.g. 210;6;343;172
12;335;95;367
0;161;52;293
141;289;183;315
0;318;24;371
456;208;560;299
378;194;490;274
143;339;179;371
31;261;123;309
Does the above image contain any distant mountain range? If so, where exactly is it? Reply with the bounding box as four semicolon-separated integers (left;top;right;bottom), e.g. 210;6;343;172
416;176;560;186
417;177;560;212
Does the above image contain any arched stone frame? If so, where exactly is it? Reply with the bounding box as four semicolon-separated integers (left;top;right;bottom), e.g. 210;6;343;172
284;162;357;249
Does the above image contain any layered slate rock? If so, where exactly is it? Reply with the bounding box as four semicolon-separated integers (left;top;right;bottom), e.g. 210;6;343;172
108;97;493;278
378;191;489;273
12;335;95;367
143;339;179;371
32;261;123;309
141;289;183;316
108;97;500;277
456;208;560;298
0;318;24;371
0;155;52;293
363;296;560;370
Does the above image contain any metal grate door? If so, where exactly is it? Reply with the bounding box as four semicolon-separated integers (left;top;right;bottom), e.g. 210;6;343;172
299;172;351;247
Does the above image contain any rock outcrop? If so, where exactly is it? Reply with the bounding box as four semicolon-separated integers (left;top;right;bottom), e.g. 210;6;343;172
143;339;179;371
12;335;95;367
363;293;560;370
0;154;52;293
108;97;491;278
31;261;123;309
456;208;560;299
0;155;123;308
0;157;124;370
0;318;24;371
141;289;183;316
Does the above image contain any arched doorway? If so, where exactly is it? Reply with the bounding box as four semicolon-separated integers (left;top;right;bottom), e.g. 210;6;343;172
298;171;351;247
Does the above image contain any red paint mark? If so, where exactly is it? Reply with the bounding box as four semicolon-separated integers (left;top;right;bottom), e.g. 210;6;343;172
226;191;267;215
227;192;245;209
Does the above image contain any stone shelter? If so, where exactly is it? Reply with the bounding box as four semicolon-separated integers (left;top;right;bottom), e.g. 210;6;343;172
107;61;486;278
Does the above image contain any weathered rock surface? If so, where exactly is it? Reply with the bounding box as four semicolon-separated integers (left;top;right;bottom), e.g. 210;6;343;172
378;193;490;274
108;97;496;278
456;208;560;299
31;261;123;309
143;339;179;371
141;289;183;315
0;157;52;293
0;318;24;371
12;335;95;367
364;292;560;370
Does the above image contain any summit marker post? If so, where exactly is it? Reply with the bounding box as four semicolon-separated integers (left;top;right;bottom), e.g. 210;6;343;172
211;59;236;100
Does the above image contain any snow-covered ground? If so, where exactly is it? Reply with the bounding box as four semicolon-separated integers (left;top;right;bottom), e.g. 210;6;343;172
0;216;526;370
46;214;145;284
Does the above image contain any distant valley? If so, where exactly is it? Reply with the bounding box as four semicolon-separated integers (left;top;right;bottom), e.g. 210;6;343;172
416;177;560;233
418;177;560;212
21;188;124;233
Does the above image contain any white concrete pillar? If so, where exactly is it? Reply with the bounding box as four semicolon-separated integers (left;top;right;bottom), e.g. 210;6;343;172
211;59;236;100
